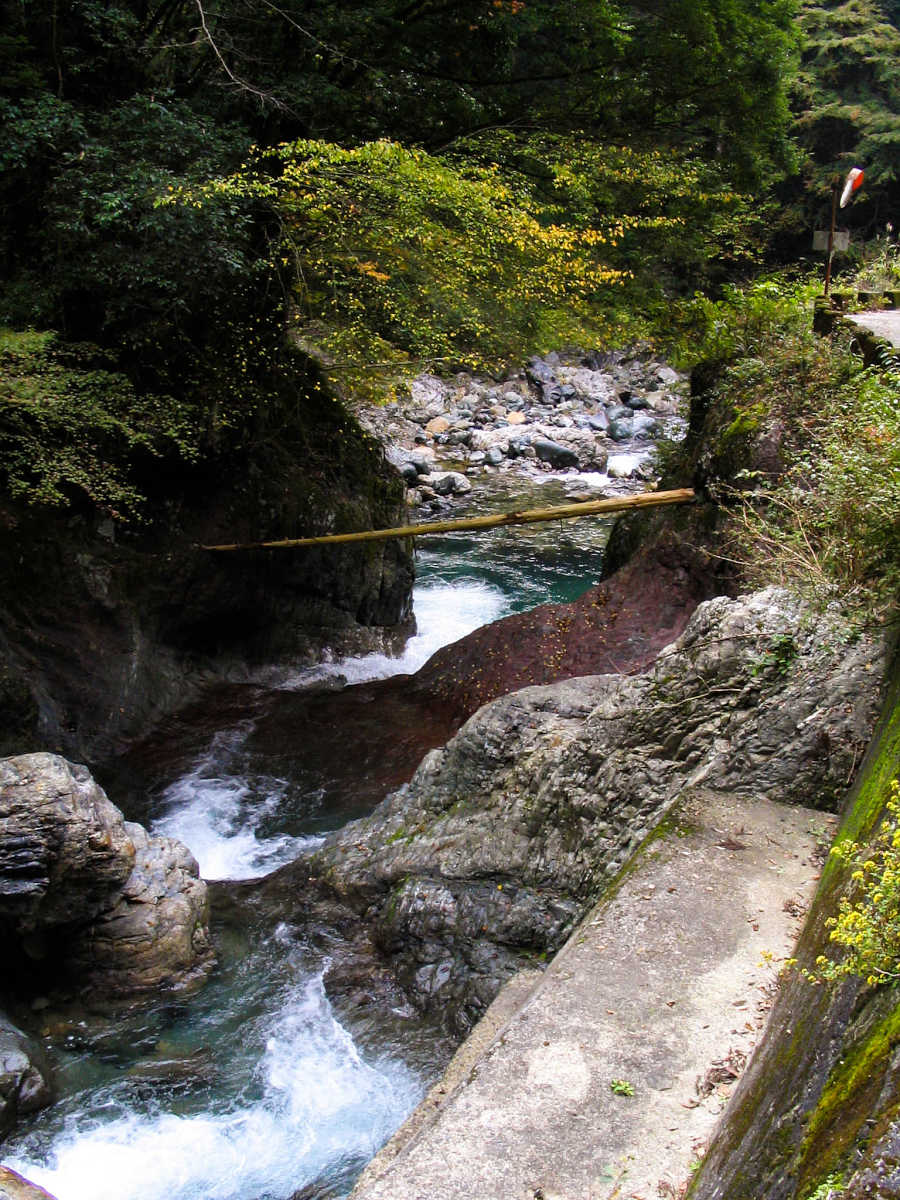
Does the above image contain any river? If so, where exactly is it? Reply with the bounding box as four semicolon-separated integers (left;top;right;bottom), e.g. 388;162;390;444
3;471;621;1200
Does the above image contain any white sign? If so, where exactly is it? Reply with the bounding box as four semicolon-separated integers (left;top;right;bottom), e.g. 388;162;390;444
813;230;850;252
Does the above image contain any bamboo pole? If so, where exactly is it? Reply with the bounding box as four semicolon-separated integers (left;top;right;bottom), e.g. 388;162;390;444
200;488;695;552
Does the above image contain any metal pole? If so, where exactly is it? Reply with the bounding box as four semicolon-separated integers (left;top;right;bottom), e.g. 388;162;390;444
824;184;838;296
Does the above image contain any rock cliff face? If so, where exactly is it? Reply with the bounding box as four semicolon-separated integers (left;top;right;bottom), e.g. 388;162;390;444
0;368;413;764
0;753;213;1002
690;660;900;1200
296;589;885;1033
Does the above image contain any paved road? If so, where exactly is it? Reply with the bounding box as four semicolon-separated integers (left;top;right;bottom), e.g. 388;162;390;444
847;309;900;347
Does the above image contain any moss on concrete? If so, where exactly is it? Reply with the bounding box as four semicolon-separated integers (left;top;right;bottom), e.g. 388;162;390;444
690;649;900;1200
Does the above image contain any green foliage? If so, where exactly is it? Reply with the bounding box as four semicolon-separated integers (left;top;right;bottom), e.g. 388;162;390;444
807;780;900;986
172;138;630;381
804;1174;846;1200
454;131;770;297
0;329;196;519
794;0;900;223
611;0;800;189
610;1078;636;1096
677;278;900;612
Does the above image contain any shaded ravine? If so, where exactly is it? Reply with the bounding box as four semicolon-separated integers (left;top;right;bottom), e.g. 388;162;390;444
3;464;714;1200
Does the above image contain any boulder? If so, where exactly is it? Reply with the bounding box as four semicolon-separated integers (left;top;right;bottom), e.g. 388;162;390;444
307;589;885;1032
0;754;135;933
608;417;633;442
63;823;213;997
409;374;451;416
531;438;579;469
631;412;661;439
0;1016;53;1134
555;366;617;404
0;1167;59;1200
0;754;214;1001
426;472;472;497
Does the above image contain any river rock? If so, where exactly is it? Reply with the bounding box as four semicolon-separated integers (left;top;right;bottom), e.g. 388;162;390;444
409;374;451;416
63;822;214;998
531;438;579;469
608;417;633;442
0;754;135;932
308;589;885;1032
631;412;661;439
0;1016;53;1133
418;472;469;497
0;1168;59;1200
0;754;214;1002
555;366;617;404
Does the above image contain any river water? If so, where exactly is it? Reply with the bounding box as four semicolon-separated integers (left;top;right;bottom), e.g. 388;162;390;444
4;471;621;1200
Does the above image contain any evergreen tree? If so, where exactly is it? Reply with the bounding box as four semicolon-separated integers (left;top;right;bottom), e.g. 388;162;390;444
794;0;900;225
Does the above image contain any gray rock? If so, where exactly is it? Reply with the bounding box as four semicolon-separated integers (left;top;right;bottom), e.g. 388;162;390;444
382;445;410;474
608;418;634;442
485;446;505;466
526;358;556;387
0;1015;53;1133
532;438;579;469
308;590;885;1032
0;754;214;1001
429;472;472;497
408;450;434;474
631;412;661;439
555;367;617;404
624;393;650;410
654;365;682;387
846;1123;900;1198
0;754;135;932
586;412;610;432
63;823;214;998
410;375;451;417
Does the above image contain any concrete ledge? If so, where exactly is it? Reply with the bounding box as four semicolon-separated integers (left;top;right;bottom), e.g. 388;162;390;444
352;790;829;1200
814;296;900;365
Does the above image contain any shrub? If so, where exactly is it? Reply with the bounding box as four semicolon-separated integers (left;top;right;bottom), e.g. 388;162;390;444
677;279;900;615
809;780;900;987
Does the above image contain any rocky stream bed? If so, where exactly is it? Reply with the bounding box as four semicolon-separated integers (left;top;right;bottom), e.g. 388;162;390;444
1;347;892;1200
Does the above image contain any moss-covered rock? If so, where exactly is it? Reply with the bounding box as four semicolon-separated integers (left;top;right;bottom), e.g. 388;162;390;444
690;651;900;1200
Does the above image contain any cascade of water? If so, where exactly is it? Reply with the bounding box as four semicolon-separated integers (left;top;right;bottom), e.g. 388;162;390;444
7;954;423;1200
4;475;613;1200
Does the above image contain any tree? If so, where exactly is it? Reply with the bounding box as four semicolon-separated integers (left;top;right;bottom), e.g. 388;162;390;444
793;0;900;227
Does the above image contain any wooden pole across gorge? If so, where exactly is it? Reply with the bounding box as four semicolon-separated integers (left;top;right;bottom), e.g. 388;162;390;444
201;487;695;552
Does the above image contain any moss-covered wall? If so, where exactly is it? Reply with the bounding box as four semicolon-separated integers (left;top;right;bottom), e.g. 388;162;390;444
690;652;900;1200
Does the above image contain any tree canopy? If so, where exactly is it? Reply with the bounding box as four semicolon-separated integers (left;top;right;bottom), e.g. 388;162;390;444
0;0;894;521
